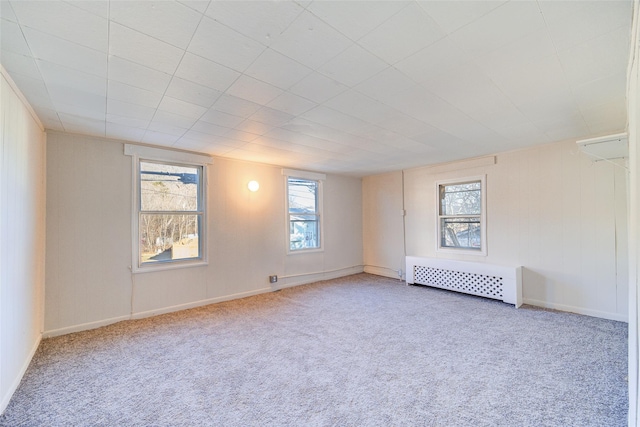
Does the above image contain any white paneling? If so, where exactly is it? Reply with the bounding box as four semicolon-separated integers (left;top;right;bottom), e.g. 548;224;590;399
0;70;46;413
289;71;349;104
174;53;240;93
362;172;405;277
43;133;363;335
373;140;628;321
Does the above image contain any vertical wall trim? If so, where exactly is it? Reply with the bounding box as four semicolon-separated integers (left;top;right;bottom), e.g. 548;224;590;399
627;1;640;424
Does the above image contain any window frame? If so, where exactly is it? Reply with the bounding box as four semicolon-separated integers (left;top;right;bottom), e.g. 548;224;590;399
436;175;487;256
283;169;325;255
125;144;212;273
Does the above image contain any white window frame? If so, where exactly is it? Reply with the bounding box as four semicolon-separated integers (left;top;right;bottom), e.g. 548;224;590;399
283;169;325;255
436;175;487;256
125;144;213;273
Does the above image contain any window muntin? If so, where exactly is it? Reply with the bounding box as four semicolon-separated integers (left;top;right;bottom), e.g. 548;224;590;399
437;178;485;254
139;161;203;266
287;177;321;251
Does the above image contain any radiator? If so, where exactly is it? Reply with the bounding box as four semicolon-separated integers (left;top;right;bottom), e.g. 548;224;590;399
405;256;523;307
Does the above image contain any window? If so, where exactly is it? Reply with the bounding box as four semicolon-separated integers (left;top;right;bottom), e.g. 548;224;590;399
125;144;211;272
437;176;486;255
284;169;325;253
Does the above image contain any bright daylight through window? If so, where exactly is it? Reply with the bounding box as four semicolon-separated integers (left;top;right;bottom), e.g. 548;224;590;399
287;177;321;251
437;177;486;255
138;160;204;267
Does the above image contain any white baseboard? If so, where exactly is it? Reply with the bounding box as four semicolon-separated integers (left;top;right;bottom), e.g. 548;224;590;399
1;334;41;415
43;315;132;338
364;265;402;280
131;287;273;320
274;266;365;290
523;298;628;322
42;268;365;338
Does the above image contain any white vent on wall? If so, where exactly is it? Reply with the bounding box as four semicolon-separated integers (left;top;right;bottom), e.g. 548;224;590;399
405;256;522;307
576;133;628;161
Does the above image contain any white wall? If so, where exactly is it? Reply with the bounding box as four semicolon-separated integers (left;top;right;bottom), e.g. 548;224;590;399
0;69;46;413
44;132;363;336
362;171;405;279
627;1;639;423
364;140;628;322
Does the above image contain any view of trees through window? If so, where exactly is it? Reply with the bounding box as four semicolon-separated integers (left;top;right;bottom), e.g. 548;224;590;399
140;161;202;264
288;178;320;251
439;181;482;250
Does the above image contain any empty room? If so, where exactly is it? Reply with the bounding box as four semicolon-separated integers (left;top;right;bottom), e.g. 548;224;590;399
1;0;639;425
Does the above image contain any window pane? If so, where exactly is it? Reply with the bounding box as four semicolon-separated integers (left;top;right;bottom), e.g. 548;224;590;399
290;214;319;250
140;162;199;212
140;214;200;263
440;217;481;250
440;182;481;215
288;178;317;214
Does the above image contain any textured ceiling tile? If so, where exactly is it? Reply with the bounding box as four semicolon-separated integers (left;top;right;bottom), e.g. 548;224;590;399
581;97;627;135
234;119;275;136
447;1;546;57
268;10;352;69
1;50;41;79
200;109;245;128
106;113;152;129
105;122;146;142
416;1;506;34
37;59;106;97
107;98;156;121
187;16;266;72
109;23;184;75
226;75;284;105
108;81;163;109
289;71;348;104
141;130;181;146
49;86;106;115
6;72;54;109
212;94;261;117
11;0;108;51
173;53;240;92
358;3;445;64
318;45;388;87
244;49;312;90
393;37;470;86
22;27;107;77
204;0;304;46
543;1;632;51
65;1;109;19
267;92;316;116
165;77;222;108
572;72;627;111
558;26;631;89
109;0;201;49
191;120;232;137
354;67;417;104
1;19;31;55
157;96;208;119
307;1;409;41
178;0;210;14
249;107;294;126
108;56;172;94
1;1;18;22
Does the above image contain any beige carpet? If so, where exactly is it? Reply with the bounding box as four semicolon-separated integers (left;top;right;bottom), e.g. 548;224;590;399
0;273;628;426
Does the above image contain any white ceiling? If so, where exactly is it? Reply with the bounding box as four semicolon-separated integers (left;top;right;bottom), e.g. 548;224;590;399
0;0;633;176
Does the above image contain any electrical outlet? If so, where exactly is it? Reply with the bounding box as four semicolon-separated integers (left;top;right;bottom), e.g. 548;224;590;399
269;275;278;283
397;269;403;278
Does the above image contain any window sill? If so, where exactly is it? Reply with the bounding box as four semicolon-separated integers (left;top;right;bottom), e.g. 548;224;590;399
132;259;208;274
287;248;324;256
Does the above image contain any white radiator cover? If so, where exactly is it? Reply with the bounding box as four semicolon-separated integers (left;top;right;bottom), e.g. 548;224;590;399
405;256;523;307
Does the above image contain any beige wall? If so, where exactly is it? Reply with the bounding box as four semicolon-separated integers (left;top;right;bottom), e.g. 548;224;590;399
364;140;628;321
362;171;405;279
0;70;46;413
44;132;363;335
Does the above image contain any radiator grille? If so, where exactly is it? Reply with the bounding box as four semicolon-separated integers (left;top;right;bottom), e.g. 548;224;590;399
413;266;504;300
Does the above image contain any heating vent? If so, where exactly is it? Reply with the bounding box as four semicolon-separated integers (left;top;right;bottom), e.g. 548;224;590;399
406;256;522;307
414;266;503;299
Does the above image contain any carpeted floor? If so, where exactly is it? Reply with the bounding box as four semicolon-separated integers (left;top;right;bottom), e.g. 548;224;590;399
0;273;628;426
